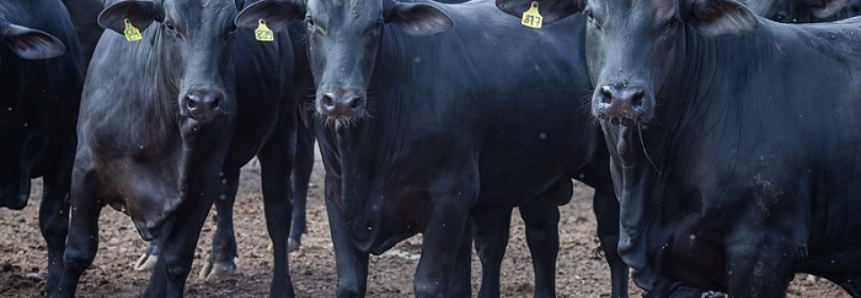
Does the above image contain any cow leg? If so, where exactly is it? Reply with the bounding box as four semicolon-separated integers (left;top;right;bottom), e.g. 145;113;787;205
326;177;369;298
257;121;296;298
592;188;628;298
725;241;795;297
199;170;240;280
140;188;215;298
40;145;73;295
52;165;103;298
472;207;514;298
519;201;560;298
414;191;473;298
289;125;314;252
446;223;472;298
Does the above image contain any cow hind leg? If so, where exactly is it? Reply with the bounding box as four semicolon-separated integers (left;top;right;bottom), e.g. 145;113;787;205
134;241;161;271
51;167;103;298
288;124;314;252
592;188;629;298
471;207;514;298
520;201;560;298
257;120;296;298
199;171;240;280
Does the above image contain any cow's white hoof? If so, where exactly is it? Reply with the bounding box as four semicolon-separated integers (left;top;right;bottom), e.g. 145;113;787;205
199;260;237;281
134;252;157;271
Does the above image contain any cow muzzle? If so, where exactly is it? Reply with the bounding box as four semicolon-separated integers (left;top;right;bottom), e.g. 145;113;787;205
593;84;652;125
318;90;365;121
180;89;226;123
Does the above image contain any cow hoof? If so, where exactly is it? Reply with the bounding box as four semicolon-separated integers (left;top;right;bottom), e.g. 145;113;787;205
288;238;300;253
199;261;237;281
134;252;158;271
25;271;46;281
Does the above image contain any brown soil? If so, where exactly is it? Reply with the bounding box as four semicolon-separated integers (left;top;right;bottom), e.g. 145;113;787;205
0;150;849;298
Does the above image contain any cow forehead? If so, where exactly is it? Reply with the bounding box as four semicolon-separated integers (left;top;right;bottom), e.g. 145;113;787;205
164;0;236;26
308;0;385;17
597;0;678;15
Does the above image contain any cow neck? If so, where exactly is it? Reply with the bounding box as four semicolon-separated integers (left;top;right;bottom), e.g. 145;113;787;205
331;28;432;254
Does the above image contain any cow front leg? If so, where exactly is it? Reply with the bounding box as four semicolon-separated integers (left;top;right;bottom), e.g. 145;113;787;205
257;123;296;298
414;191;473;298
725;237;797;298
39;147;73;296
51;166;103;298
592;188;628;298
520;200;560;298
325;178;370;298
471;207;514;298
289;123;315;252
199;170;240;280
140;188;215;298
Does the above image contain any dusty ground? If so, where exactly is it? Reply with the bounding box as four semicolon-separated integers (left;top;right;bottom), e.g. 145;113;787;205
0;149;850;298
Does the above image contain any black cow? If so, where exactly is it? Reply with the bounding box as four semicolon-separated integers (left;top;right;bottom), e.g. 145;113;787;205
51;0;302;297
741;0;861;22
236;0;627;297
0;0;84;295
498;0;861;296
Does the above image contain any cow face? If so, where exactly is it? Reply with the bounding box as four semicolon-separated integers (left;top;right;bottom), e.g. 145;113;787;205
584;0;756;125
99;0;242;124
0;15;66;210
741;0;852;22
235;0;453;123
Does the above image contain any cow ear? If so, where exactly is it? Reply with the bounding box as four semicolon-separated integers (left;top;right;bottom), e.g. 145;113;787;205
810;0;851;18
235;0;305;32
3;23;65;60
389;2;454;36
98;0;161;35
686;0;757;37
495;0;583;25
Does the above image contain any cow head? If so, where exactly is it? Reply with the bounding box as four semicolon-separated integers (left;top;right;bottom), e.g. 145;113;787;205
584;0;756;125
0;15;66;210
741;0;852;22
98;0;244;124
235;0;453;123
496;0;756;125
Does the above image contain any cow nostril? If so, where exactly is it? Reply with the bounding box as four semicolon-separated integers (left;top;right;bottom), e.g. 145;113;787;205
321;94;335;108
631;91;644;108
349;97;361;110
186;97;198;109
600;86;613;104
211;96;221;110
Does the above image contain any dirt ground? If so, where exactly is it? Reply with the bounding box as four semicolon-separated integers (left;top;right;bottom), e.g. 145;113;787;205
0;148;851;298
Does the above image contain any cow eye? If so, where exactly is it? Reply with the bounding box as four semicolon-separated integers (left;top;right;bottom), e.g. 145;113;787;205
376;17;384;28
773;13;786;22
666;18;677;29
585;10;595;21
306;17;315;28
227;24;237;34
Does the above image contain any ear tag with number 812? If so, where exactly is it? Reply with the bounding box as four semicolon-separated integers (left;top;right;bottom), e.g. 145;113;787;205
255;19;274;42
124;18;142;42
521;1;543;29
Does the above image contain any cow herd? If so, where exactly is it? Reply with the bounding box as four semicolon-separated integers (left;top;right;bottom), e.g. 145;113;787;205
3;0;861;297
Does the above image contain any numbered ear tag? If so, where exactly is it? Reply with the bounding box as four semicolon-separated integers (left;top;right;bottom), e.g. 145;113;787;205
124;18;143;42
255;19;274;42
521;1;543;29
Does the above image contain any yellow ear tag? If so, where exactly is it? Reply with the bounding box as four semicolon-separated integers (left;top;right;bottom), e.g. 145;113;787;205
521;1;543;29
255;19;275;42
123;18;143;42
